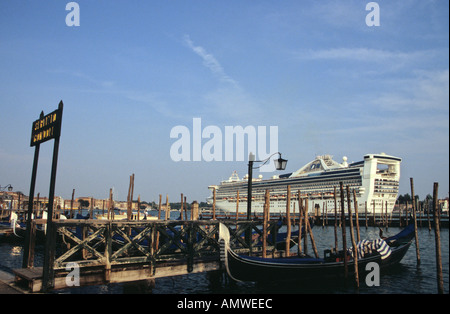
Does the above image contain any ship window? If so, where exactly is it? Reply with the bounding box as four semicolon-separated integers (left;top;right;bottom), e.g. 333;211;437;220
377;163;389;173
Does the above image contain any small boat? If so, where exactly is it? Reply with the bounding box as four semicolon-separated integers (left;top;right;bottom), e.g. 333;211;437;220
219;223;414;283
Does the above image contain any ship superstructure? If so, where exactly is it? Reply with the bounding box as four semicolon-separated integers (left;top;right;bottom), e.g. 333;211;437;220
207;153;401;215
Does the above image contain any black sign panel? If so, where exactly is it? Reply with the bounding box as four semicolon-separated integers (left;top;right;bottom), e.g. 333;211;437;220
30;106;62;146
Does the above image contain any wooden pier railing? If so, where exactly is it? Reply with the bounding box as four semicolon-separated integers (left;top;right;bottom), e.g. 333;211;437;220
14;219;279;292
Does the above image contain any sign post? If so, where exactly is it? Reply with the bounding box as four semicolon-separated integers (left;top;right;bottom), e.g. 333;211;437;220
22;100;63;292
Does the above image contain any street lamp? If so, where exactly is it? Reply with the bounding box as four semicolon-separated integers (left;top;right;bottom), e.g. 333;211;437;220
274;154;288;171
246;152;287;220
0;185;14;209
0;184;13;192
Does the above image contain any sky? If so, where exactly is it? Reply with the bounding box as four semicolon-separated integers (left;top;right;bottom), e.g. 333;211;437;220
0;0;448;204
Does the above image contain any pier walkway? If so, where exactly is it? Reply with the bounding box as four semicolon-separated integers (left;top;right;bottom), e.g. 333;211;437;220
0;269;28;294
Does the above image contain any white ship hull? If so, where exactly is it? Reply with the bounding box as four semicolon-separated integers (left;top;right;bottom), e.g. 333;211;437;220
207;153;401;215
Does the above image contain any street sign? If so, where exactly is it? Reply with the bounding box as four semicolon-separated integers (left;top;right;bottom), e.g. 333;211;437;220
30;106;62;147
24;100;64;292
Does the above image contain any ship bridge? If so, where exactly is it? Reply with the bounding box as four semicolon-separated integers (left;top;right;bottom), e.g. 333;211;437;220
290;155;349;177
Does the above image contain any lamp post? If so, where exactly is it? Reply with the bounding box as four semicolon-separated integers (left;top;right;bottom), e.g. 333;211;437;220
0;184;14;211
245;152;287;254
246;153;255;220
0;184;13;192
246;152;287;220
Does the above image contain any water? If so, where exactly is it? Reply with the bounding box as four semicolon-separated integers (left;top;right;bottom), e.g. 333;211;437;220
1;220;448;294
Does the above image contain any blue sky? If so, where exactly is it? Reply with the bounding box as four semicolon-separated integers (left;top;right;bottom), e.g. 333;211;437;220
0;0;448;203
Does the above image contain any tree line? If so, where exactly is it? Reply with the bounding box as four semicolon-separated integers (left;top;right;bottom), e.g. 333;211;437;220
397;193;433;205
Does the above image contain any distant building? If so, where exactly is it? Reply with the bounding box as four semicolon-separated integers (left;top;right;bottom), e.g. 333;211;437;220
0;191;26;209
0;191;147;213
440;199;449;213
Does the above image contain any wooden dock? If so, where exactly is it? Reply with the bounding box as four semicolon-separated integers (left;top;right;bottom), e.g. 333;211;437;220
0;225;13;236
13;219;279;292
14;258;219;293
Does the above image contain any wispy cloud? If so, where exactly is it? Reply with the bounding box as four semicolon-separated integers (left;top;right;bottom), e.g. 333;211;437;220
304;0;363;29
294;47;437;64
374;69;449;111
182;35;260;122
320;69;449;138
183;35;238;87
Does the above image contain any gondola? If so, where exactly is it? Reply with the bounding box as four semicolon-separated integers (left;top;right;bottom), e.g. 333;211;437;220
219;223;415;283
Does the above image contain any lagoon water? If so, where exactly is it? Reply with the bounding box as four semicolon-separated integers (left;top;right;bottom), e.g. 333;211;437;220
0;215;448;294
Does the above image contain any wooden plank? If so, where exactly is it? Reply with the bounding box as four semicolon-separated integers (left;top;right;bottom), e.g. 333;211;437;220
15;259;221;292
13;267;44;293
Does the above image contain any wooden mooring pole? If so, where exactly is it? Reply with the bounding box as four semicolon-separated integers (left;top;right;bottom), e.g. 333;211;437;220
372;200;376;226
432;182;444;294
365;201;368;229
165;195;169;220
339;182;348;279
155;194;162;251
405;201;409;225
303;199;308;255
212;188;216;220
427;200;432;231
322;200;325;228
137;195;141;220
184;196;188;220
90;197;93;219
305;206;319;258
385;200;388;230
235;190;239;221
347;186;359;289
158;194;162;219
333;187;338;253
352;189;361;243
22;136;40;269
410;178;420;266
70;189;75;218
262;190;269;258
285;186;292;257
297;190;303;255
180;193;184;221
108;188;114;220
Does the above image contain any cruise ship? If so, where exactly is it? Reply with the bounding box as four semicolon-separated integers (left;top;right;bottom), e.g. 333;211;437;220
207;153;401;215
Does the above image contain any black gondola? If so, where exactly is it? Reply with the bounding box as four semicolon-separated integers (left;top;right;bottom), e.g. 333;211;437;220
219;223;415;283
